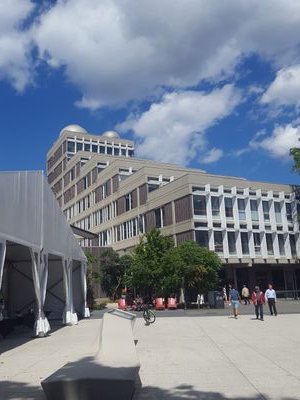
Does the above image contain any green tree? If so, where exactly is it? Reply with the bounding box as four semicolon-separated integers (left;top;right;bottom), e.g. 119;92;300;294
126;229;174;296
171;240;222;294
290;146;300;173
99;248;126;300
85;251;99;308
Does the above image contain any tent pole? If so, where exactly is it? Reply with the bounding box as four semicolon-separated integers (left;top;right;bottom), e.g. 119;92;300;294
0;240;6;321
81;261;90;318
30;249;51;337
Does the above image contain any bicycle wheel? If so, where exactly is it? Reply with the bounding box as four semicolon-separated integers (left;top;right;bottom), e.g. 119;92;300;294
147;310;156;324
143;310;150;323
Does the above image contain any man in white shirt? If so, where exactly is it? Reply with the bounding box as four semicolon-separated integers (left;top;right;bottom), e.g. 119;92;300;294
265;284;277;316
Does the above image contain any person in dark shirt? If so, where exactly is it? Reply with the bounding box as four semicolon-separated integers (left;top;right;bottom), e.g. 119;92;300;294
251;286;265;321
229;285;240;319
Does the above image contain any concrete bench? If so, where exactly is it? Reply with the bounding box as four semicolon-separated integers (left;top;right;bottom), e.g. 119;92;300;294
41;309;140;400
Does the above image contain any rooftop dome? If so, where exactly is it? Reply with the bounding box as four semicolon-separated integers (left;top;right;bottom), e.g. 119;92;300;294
102;130;120;139
59;124;87;136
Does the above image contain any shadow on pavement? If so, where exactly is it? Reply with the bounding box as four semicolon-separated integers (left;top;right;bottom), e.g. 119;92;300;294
1;378;297;400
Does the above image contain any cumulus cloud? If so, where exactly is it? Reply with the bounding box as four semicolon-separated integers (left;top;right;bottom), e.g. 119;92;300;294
261;65;300;109
27;0;300;108
250;124;300;158
0;0;34;91
117;84;240;165
201;148;224;164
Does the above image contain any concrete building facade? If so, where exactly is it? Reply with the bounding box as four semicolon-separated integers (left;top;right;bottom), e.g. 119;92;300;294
47;125;300;293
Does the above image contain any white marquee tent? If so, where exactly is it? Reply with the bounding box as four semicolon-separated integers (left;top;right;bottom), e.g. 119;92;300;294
0;171;89;337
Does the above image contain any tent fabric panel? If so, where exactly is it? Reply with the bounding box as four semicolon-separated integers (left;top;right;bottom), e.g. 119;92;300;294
0;172;42;249
42;176;86;262
44;259;65;320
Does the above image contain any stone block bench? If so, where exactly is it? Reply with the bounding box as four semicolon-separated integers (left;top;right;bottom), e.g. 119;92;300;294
41;309;140;400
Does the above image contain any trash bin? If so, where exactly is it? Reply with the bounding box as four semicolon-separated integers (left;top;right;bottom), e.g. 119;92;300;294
208;291;224;309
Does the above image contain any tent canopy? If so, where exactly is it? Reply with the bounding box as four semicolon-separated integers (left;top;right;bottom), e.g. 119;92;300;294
0;171;86;262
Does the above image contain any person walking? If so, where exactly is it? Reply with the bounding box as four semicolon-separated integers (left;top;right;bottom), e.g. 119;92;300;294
265;284;277;316
251;286;265;321
229;285;240;319
241;285;250;305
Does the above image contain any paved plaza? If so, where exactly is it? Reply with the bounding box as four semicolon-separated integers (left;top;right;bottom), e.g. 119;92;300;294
1;306;300;400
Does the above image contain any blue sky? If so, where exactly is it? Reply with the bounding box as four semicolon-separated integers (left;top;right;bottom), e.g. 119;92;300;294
1;0;300;185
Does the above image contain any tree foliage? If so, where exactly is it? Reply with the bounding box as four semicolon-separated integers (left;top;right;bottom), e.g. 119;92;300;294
125;230;221;298
290;147;300;174
125;229;174;296
99;248;126;300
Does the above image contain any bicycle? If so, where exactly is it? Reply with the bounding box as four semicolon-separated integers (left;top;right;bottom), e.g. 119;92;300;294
142;304;156;324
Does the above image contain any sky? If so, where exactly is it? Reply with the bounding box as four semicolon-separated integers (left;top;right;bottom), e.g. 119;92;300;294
1;0;300;185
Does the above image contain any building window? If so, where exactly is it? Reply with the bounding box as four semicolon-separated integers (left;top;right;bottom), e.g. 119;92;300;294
107;146;112;155
121;148;126;156
113;147;120;156
289;234;297;257
128;149;134;157
266;233;274;255
225;197;233;218
278;234;285;256
274;202;282;223
67;140;75;153
238;198;246;220
125;193;132;211
240;232;249;255
250;199;258;221
154;208;162;228
195;230;209;248
214;231;223;253
253;232;261;255
227;232;236;254
286;203;293;222
76;142;83;151
262;201;270;221
84;143;90;152
211;196;220;217
193;195;206;216
92;144;98;153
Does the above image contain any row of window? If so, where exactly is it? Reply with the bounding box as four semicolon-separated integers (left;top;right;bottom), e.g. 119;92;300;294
193;195;294;224
67;139;134;158
195;230;297;257
192;186;291;199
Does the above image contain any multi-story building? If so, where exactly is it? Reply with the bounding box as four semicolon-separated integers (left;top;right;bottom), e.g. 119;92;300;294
47;124;300;292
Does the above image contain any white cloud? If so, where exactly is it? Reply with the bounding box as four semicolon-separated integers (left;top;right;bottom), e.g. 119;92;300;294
28;0;300;109
261;65;300;108
250;124;300;158
117;84;240;165
201;148;224;164
0;0;34;91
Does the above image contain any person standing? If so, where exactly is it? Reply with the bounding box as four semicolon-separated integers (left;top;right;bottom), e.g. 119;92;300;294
251;286;265;321
229;285;240;319
241;285;250;305
265;284;277;316
223;286;227;302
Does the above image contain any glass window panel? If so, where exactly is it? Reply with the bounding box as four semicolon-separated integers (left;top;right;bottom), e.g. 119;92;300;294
274;202;282;223
211;196;220;217
193;195;206;216
253;232;261;255
250;200;259;221
84;143;90;152
214;231;223;253
238;198;246;220
286;203;293;222
67;140;75;152
114;147;120;156
76;142;83;151
266;233;274;255
262;201;270;221
278;234;285;256
225;197;233;218
289;234;297;256
195;231;209;248
107;146;112;155
241;232;249;254
227;232;236;254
